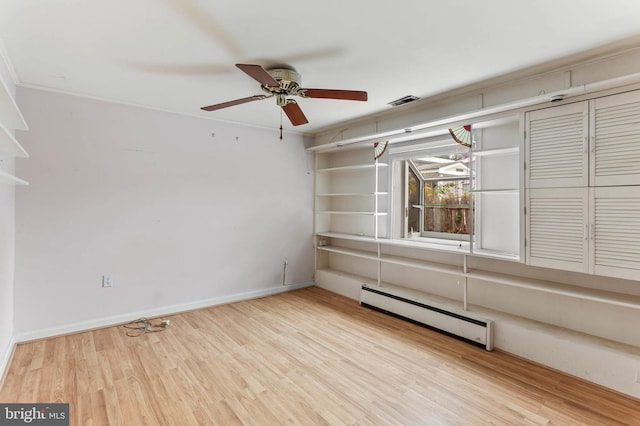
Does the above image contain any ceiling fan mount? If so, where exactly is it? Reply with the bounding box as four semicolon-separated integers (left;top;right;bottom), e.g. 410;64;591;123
201;63;368;126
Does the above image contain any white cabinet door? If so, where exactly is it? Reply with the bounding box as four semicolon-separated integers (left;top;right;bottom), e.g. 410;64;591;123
526;187;589;272
527;186;640;279
591;90;640;187
526;102;588;188
592;186;640;280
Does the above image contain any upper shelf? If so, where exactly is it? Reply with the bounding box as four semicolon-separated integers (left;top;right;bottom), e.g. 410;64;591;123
0;121;29;157
317;192;388;197
0;168;28;185
0;74;28;131
471;147;519;157
316;163;388;173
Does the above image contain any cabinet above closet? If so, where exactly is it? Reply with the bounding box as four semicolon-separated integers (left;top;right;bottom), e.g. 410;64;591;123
526;90;640;189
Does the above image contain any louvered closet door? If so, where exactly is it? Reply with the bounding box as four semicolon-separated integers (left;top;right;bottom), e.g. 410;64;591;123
591;90;640;186
526;102;588;188
526;188;589;272
592;186;640;280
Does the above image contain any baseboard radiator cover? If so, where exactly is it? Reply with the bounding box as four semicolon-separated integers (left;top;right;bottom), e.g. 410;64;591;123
360;286;494;351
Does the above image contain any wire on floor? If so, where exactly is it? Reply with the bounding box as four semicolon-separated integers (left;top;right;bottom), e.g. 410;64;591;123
124;317;171;337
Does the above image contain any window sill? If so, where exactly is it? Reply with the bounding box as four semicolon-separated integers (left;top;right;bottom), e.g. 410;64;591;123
389;236;471;253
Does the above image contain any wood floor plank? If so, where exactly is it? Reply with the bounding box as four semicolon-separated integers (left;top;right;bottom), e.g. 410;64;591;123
2;286;640;425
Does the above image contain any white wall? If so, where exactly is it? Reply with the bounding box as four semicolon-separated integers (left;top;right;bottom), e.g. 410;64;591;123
0;55;16;379
14;87;314;339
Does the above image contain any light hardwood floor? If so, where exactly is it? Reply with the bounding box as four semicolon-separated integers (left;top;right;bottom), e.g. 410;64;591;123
2;286;639;425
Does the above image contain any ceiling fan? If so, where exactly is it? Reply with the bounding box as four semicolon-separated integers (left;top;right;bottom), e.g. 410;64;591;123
200;64;368;126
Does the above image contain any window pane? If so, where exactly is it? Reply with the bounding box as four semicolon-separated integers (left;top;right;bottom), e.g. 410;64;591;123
407;168;420;234
423;179;470;235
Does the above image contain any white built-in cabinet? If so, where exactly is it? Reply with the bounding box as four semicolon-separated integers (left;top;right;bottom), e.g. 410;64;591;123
525;90;640;280
311;110;640;314
0;71;29;185
310;88;640;332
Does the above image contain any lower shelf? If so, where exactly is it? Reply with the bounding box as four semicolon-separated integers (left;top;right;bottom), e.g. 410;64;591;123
314;269;376;300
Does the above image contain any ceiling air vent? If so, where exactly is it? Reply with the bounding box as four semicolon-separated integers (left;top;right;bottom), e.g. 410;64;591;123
388;95;419;107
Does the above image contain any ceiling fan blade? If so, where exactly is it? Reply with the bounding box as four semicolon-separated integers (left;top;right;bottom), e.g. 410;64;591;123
200;95;266;111
162;0;244;59
282;100;309;126
236;64;280;87
300;88;368;101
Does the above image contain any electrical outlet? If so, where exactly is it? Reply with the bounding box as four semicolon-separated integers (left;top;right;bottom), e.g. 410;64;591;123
102;274;113;288
635;370;640;384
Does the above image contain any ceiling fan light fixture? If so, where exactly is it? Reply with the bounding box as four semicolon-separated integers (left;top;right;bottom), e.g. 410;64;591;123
276;94;288;106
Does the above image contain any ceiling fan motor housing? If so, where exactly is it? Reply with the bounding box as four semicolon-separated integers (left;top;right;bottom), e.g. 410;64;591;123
264;68;302;95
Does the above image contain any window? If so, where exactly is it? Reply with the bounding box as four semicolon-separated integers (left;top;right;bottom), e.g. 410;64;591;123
388;115;521;259
391;139;471;242
407;152;471;240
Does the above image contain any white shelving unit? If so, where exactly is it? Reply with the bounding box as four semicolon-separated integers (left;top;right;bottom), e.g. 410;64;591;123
314;146;388;239
310;104;640;337
0;72;29;185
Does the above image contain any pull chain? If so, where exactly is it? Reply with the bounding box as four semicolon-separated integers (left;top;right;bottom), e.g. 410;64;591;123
280;109;283;140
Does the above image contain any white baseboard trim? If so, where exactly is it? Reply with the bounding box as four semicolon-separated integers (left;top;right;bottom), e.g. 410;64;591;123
15;281;314;343
0;336;16;388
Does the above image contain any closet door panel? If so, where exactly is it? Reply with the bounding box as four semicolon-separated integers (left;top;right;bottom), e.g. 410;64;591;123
591;91;640;186
526;102;588;188
526;187;589;272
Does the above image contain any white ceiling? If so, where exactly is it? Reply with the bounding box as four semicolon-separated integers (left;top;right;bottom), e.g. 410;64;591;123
2;0;640;134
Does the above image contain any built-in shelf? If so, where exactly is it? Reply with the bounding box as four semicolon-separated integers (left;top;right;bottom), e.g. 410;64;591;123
316;232;469;253
319;262;640;311
316;230;640;311
317;163;388;173
471;146;519;157
316;232;377;243
0;121;29;157
0;74;28;131
467;270;640;311
380;254;465;276
470;189;518;193
0;168;28;185
317;246;379;261
316;211;388;216
317;192;388;197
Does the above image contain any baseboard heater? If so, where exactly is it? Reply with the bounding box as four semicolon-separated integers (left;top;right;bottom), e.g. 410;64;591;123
360;286;494;351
